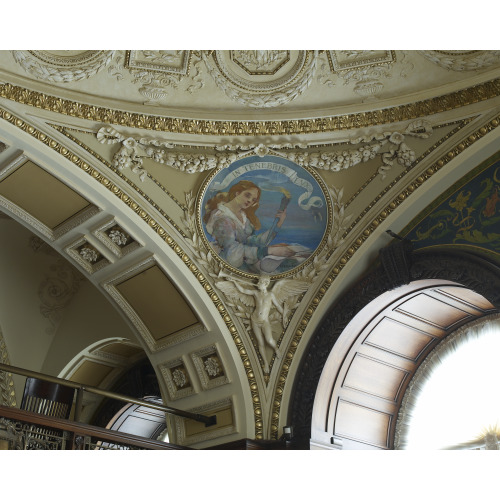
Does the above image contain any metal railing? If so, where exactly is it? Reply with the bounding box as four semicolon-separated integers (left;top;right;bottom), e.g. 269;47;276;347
0;405;188;450
0;362;216;426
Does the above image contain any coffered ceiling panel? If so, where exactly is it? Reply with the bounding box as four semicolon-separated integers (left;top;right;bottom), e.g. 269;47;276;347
115;263;199;342
0;159;91;229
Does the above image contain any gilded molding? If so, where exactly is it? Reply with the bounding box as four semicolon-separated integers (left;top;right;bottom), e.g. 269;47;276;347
1;78;500;135
0;107;264;438
268;114;500;439
2;106;499;441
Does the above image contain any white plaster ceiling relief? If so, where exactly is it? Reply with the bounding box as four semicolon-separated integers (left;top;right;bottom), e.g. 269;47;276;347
124;50;194;104
0;141;8;154
65;237;111;275
190;344;229;391
418;50;500;71
202;50;319;107
326;50;396;102
160;358;195;401
92;218;140;259
30;236;85;335
11;50;115;83
105;51;204;104
97;118;432;181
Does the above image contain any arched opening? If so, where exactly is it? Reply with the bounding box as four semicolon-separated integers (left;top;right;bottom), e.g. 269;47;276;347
395;313;500;450
288;250;500;449
310;280;496;449
104;396;168;444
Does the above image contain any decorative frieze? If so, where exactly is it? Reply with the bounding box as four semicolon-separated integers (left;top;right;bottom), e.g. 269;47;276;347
97;119;433;181
11;50;115;83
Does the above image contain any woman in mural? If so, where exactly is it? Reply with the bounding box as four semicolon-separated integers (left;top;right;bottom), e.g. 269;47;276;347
203;180;297;273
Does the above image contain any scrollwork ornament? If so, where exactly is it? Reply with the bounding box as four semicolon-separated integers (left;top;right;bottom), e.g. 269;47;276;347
38;259;84;335
11;50;115;83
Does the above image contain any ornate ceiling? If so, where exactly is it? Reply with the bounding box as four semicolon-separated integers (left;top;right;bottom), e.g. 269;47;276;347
1;49;500;448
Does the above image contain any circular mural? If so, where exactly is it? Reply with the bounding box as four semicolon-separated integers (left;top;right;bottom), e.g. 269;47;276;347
198;155;330;278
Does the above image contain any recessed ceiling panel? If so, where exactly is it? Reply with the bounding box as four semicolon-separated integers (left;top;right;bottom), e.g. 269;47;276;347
97;343;143;358
365;317;436;361
69;360;114;386
0;160;91;229
116;264;199;342
343;354;408;402
395;294;472;329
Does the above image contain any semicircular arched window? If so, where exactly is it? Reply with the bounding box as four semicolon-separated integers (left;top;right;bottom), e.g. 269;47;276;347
395;314;500;450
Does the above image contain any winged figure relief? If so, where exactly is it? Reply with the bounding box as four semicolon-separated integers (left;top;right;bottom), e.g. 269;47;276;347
216;274;311;372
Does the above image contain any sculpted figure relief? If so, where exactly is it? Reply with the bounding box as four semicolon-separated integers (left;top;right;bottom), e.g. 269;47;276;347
216;274;310;373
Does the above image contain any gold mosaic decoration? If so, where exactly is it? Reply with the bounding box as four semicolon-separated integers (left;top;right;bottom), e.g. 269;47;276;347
1;78;500;135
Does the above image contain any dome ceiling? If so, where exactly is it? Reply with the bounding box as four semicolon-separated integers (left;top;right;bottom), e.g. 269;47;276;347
1;48;500;447
2;50;500;120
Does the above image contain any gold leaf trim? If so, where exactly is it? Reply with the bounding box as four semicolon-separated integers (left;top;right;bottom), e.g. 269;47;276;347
1;79;500;135
0;108;267;437
269;114;500;439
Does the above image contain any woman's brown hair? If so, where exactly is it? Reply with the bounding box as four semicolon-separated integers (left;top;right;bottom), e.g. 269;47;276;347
204;180;262;230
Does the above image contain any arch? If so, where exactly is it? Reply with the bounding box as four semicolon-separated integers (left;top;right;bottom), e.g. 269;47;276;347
288;249;500;449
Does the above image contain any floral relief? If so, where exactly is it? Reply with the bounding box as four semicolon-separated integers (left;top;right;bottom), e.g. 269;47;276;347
171;368;188;388
108;229;128;246
97;119;429;182
79;246;99;263
203;356;221;378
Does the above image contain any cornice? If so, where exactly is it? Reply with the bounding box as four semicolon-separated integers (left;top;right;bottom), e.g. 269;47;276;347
1;78;500;136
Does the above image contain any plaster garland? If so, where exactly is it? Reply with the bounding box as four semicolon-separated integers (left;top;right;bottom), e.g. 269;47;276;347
97;119;432;180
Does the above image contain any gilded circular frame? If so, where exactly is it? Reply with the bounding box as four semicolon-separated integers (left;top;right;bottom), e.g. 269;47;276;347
197;155;332;280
